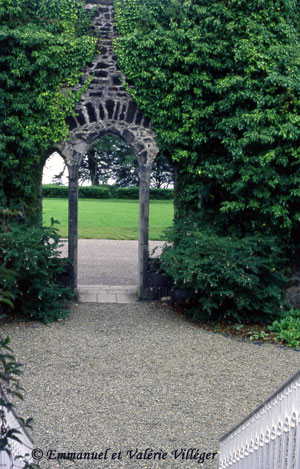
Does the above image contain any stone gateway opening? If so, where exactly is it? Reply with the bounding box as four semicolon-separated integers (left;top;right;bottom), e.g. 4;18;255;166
56;0;159;299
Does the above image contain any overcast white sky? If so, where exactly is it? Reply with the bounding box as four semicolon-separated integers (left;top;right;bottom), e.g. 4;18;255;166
42;152;69;185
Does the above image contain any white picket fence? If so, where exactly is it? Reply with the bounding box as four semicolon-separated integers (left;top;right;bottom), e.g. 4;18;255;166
219;369;300;469
0;398;33;468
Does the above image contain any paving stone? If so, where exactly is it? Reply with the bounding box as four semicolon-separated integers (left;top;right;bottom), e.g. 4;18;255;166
96;291;118;303
78;292;97;302
116;292;137;304
78;285;137;303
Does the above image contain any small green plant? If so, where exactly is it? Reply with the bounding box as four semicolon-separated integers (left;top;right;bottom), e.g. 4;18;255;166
268;309;300;348
0;267;16;312
233;324;244;332
0;335;38;468
247;330;270;342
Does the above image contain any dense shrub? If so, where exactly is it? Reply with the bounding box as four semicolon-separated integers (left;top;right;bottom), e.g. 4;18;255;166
79;185;112;199
0;267;16;311
113;187;138;199
42;184;174;200
159;219;289;323
0;227;35;467
0;209;73;323
42;184;112;199
149;188;174;200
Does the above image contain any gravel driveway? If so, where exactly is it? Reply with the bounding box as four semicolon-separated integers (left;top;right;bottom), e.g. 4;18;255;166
6;301;300;469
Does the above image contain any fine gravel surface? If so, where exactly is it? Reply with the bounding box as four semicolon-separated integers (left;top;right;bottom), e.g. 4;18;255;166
59;240;164;285
5;301;300;469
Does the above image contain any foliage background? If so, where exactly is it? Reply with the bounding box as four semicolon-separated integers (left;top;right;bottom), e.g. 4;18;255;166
77;134;174;188
114;0;300;322
1;0;300;324
0;0;97;218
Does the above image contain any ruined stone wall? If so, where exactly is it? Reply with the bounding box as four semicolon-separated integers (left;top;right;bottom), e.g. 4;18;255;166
58;1;159;298
59;1;158;166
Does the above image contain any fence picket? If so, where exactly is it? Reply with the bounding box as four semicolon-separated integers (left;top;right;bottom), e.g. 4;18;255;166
219;370;300;469
0;396;33;468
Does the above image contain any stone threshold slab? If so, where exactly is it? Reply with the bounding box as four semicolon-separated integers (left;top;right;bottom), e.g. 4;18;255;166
78;285;137;304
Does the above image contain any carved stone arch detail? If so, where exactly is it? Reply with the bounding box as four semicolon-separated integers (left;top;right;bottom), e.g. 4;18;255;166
59;0;159;168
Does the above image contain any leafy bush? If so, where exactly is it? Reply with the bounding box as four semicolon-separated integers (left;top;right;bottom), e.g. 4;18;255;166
114;187;139;199
42;184;174;200
0;209;73;323
269;309;300;348
113;187;174;200
0;283;36;468
150;188;174;200
0;267;16;311
159;219;289;323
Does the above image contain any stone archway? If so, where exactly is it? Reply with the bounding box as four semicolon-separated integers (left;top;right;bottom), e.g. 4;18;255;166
56;0;159;299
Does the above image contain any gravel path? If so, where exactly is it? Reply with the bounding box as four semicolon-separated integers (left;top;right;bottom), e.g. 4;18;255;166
59;240;164;285
5;301;300;468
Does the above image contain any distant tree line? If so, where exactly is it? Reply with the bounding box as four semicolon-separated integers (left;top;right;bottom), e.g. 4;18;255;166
54;134;174;188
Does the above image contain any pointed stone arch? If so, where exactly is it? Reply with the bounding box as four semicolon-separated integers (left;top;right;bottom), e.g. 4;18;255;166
56;0;159;299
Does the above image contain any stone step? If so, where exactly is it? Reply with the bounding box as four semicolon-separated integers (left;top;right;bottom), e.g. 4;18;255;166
78;285;137;304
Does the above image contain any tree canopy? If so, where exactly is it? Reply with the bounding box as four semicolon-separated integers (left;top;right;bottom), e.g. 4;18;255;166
78;135;173;188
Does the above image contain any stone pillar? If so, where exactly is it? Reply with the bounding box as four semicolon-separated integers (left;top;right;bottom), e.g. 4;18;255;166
138;163;151;299
68;152;82;296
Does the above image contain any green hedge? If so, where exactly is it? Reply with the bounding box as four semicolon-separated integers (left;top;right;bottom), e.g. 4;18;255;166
42;184;174;200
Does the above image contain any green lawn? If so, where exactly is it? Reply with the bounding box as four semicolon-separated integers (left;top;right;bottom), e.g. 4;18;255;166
43;198;174;240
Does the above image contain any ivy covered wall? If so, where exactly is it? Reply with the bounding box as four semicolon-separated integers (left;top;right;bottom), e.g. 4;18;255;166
115;0;300;238
0;0;97;218
114;0;300;322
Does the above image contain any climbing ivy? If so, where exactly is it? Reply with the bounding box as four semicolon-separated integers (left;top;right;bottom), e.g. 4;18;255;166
0;0;97;217
114;0;300;240
115;0;300;320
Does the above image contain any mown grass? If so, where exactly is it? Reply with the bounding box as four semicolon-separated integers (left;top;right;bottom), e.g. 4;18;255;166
43;198;173;240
